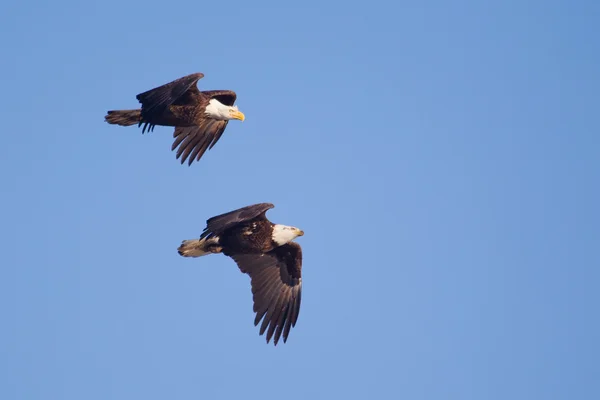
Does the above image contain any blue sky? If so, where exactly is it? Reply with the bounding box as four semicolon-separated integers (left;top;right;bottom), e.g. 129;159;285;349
1;0;598;399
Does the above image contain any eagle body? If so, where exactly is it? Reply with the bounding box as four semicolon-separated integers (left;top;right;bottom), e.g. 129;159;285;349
177;203;304;345
104;72;245;166
219;218;278;255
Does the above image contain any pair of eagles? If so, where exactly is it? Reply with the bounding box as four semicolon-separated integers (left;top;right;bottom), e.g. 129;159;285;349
105;74;304;346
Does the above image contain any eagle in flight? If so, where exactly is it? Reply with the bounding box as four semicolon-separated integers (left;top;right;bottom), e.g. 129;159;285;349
105;72;245;166
178;203;304;345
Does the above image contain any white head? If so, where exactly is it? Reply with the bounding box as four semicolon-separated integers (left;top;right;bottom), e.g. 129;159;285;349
271;224;304;246
205;99;245;121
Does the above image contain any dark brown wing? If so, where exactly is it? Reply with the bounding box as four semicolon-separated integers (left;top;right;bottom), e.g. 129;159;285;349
136;72;205;122
201;90;237;106
200;203;274;240
170;119;229;166
228;242;303;345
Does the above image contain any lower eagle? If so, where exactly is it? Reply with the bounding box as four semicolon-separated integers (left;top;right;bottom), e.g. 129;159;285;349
104;72;245;166
177;203;304;345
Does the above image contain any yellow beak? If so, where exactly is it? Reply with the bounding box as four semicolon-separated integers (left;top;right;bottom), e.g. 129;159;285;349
231;110;245;121
297;230;304;237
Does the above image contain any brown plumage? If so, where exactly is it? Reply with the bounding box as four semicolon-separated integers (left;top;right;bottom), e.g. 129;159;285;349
228;243;302;346
177;203;304;345
105;72;244;166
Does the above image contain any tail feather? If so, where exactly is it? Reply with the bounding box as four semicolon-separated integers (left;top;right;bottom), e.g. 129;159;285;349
105;109;142;126
178;237;222;258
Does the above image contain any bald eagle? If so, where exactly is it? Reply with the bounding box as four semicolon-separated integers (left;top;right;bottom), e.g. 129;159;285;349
104;72;245;166
177;203;304;345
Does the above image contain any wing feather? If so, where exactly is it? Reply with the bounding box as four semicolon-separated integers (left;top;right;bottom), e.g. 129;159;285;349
282;290;297;340
263;289;287;340
201;90;237;106
171;128;188;151
200;203;274;240
275;301;293;344
136;72;205;120
175;129;197;159
253;276;282;323
228;242;303;345
170;120;229;166
252;270;283;318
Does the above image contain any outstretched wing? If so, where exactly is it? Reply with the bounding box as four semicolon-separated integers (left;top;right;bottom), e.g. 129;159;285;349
228;242;303;345
201;90;237;106
169;90;238;165
136;72;205;121
200;203;275;240
170;119;229;166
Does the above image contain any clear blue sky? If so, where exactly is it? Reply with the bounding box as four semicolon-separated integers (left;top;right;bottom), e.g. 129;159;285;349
1;0;598;399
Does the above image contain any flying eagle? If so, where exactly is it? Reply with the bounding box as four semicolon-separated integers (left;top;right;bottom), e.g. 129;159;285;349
104;72;245;166
177;203;304;345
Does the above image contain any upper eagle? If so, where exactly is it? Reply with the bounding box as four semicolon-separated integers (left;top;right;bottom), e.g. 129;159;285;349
104;72;245;166
177;203;304;346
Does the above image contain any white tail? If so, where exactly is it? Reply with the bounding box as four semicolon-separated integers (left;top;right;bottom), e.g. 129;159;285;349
177;237;222;258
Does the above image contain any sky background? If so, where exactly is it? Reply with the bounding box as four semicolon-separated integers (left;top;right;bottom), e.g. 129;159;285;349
1;0;598;399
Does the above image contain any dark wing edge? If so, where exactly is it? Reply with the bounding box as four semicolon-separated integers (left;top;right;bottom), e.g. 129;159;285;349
136;72;205;119
202;90;237;106
229;242;303;345
170;120;229;166
200;203;275;240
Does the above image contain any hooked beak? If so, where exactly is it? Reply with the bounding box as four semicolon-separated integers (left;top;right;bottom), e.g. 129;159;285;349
297;230;304;237
231;110;245;121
